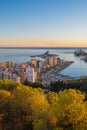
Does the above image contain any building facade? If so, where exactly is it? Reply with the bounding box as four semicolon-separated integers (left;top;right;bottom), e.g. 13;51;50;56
26;66;35;83
45;56;58;66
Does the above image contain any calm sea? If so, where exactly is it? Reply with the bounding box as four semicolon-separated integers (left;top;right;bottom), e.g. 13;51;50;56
0;47;87;78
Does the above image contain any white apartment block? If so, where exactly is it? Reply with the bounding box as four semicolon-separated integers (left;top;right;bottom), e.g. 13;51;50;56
26;66;35;83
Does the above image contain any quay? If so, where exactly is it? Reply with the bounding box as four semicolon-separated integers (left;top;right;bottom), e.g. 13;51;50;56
41;60;74;86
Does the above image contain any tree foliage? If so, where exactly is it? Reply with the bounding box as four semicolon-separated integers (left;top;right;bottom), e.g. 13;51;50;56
0;80;87;130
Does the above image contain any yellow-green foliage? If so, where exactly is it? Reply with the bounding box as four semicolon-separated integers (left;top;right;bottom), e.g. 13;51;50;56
0;80;87;130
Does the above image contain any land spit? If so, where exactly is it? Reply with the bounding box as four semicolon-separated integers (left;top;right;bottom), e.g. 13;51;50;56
41;61;74;86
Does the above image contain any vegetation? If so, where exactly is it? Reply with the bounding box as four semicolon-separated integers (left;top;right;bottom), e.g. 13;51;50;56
0;79;87;130
24;80;43;88
50;78;87;99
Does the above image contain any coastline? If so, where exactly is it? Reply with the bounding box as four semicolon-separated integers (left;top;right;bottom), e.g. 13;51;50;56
41;61;74;86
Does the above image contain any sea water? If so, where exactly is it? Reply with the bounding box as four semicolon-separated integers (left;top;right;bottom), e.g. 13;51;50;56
0;47;87;77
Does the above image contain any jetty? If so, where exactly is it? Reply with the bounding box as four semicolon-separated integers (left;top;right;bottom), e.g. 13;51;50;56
30;50;58;58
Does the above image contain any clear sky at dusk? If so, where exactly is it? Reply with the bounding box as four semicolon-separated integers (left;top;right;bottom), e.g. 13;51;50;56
0;0;87;47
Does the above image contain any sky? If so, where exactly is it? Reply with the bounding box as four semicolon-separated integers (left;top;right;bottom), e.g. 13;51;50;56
0;0;87;47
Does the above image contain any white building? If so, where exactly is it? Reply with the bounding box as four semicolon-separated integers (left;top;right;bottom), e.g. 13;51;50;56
26;66;35;83
2;71;20;83
12;74;20;83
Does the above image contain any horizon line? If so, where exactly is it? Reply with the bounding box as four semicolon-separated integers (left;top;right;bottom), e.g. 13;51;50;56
0;46;87;49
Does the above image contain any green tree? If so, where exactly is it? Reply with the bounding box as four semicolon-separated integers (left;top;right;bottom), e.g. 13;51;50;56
3;86;33;130
0;90;11;130
50;89;87;129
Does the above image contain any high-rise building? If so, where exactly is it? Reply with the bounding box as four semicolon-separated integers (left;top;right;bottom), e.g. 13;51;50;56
31;59;37;67
6;61;14;68
36;60;43;71
45;56;57;66
26;66;35;83
20;72;27;83
53;56;58;65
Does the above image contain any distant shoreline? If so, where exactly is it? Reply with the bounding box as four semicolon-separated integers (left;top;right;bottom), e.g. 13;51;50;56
0;47;87;49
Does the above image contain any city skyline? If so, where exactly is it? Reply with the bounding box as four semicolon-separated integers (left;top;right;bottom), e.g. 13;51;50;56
0;0;87;47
